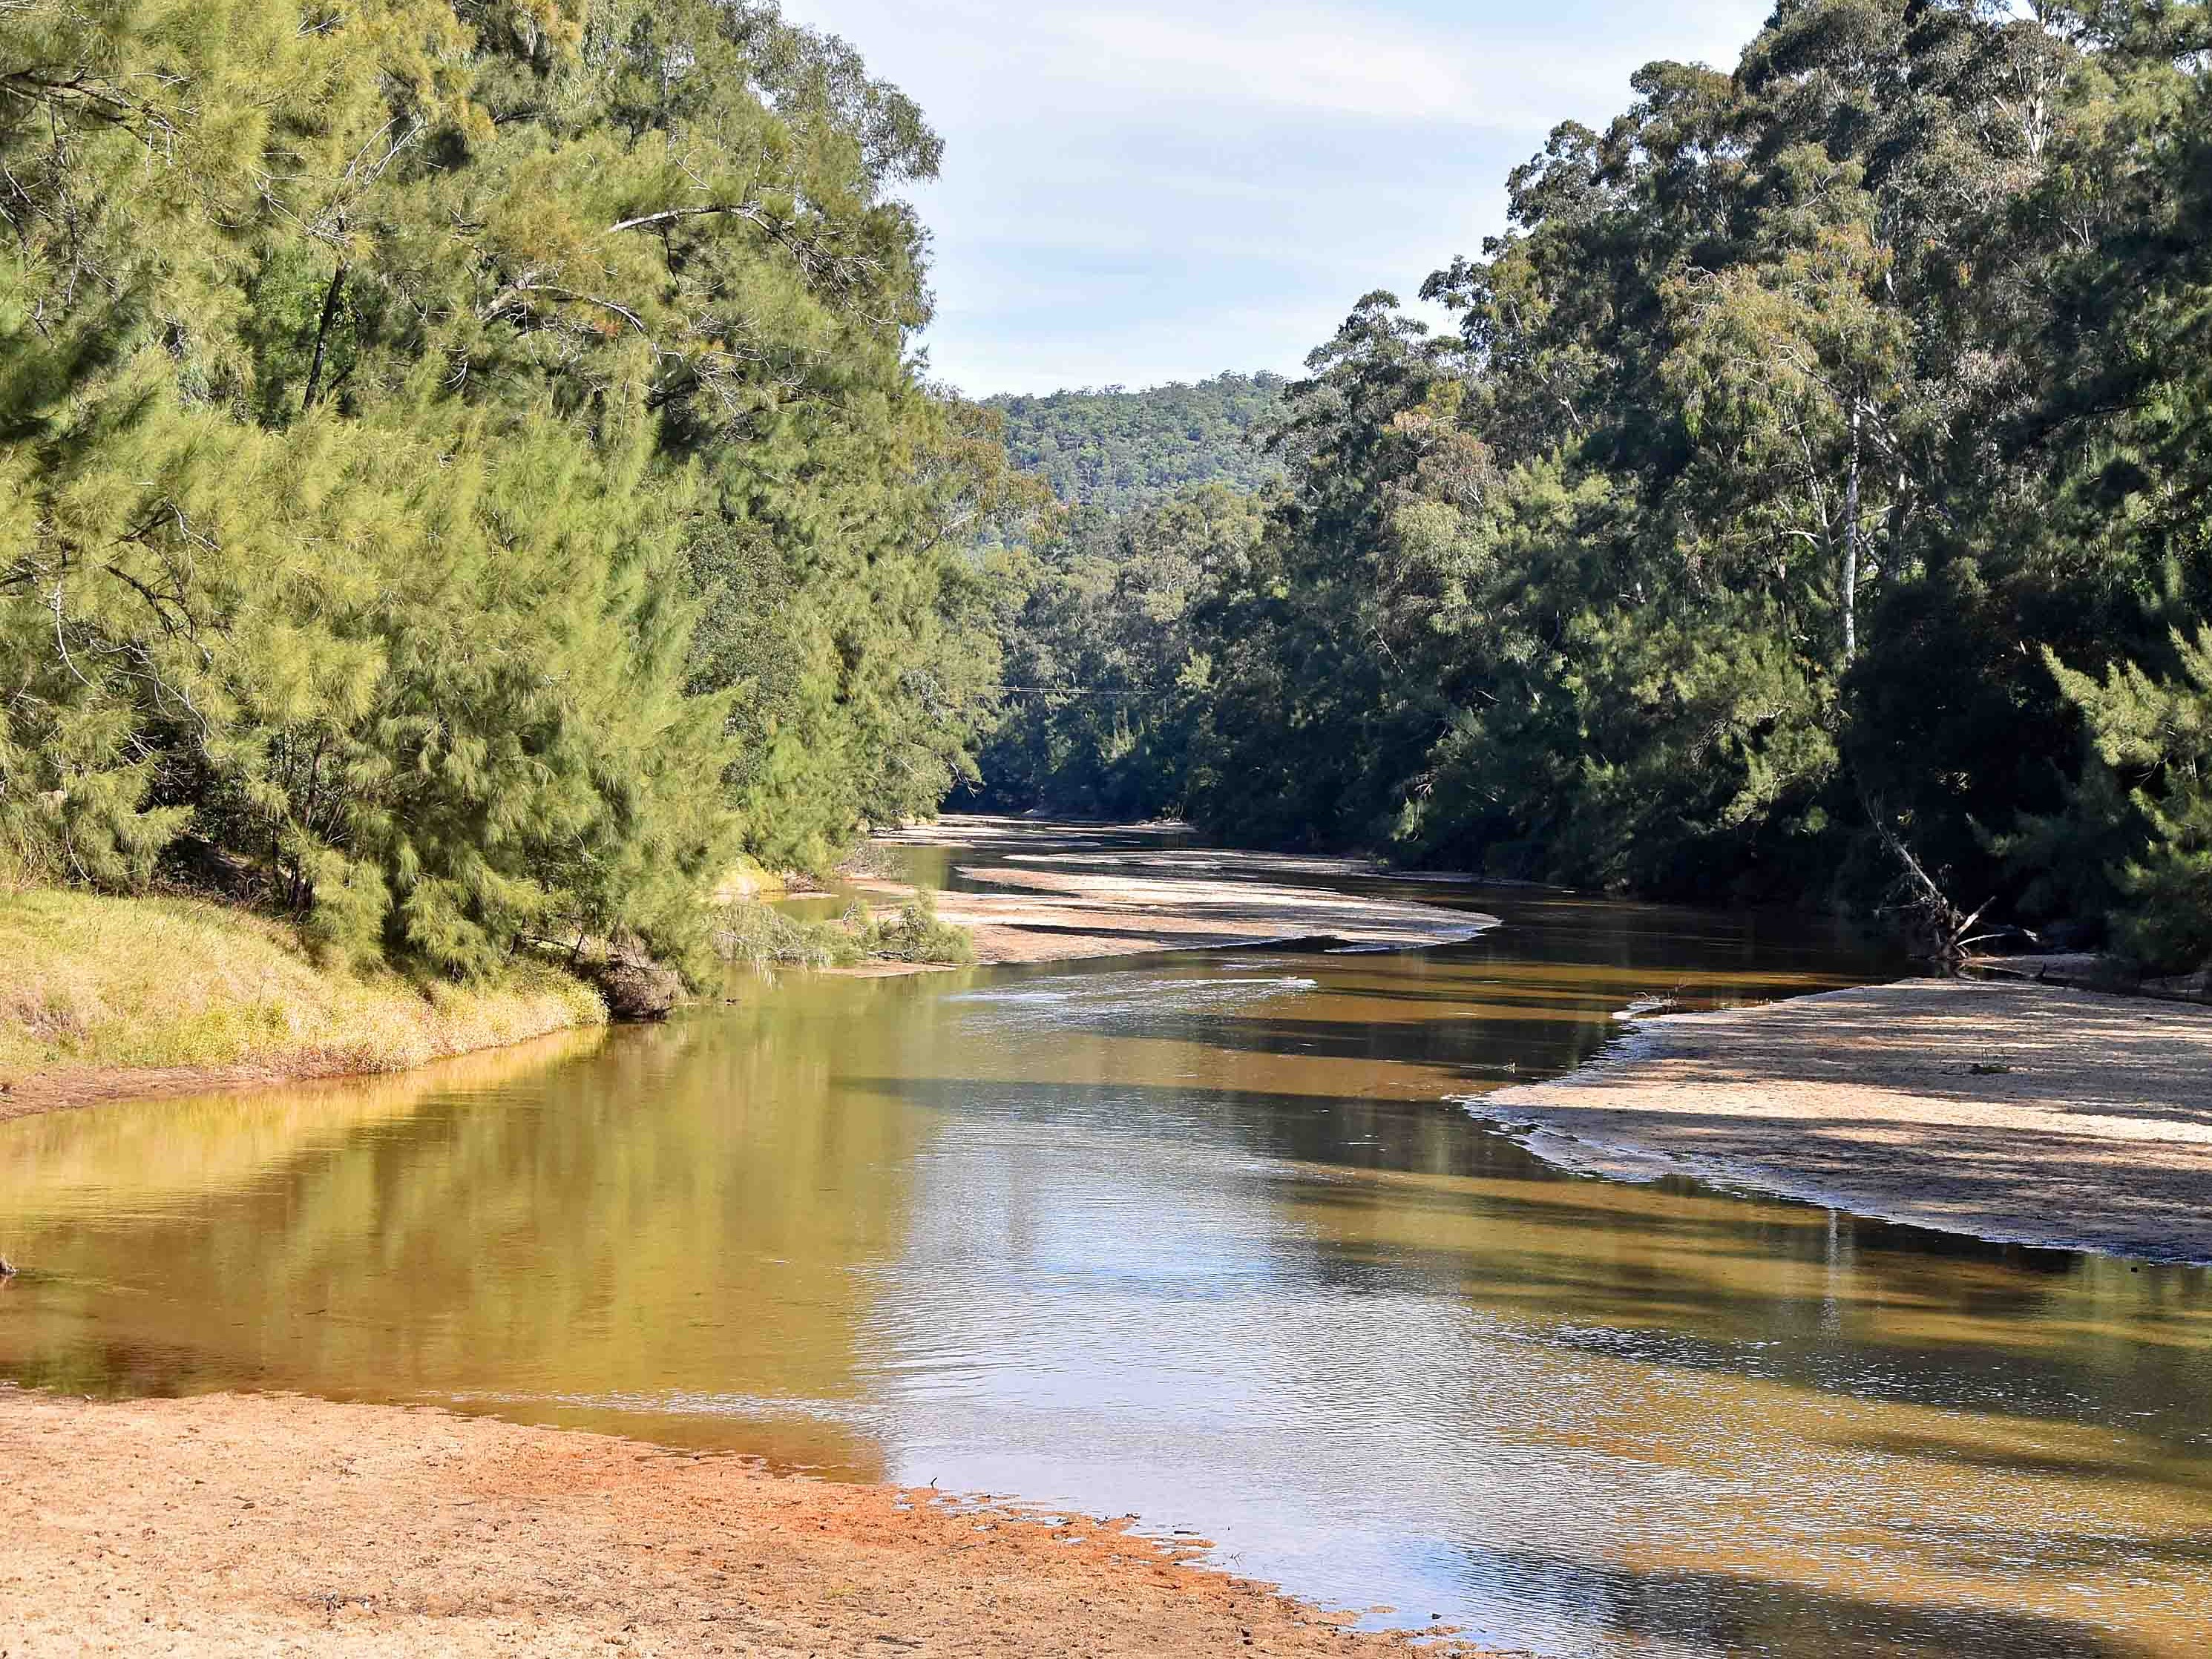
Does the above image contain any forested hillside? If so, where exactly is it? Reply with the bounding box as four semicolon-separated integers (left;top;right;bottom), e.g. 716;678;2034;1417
1;0;1029;985
982;0;2212;972
986;374;1285;510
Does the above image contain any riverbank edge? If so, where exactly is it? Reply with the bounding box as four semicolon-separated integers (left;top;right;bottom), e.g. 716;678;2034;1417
0;1387;1494;1656
0;862;1499;1110
1465;977;2212;1264
0;887;609;1123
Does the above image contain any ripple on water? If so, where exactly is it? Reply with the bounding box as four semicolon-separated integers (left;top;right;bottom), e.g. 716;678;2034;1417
1;867;2207;1659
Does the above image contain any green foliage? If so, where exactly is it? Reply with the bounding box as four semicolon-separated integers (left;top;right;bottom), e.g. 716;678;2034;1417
711;890;971;972
712;899;857;972
2;0;1017;981
979;1;2212;955
697;395;1042;875
16;0;2212;978
853;890;973;965
976;484;1264;818
1179;297;1470;852
987;374;1286;512
2047;631;2212;970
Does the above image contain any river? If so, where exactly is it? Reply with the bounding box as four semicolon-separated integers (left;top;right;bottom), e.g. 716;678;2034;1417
1;826;2208;1657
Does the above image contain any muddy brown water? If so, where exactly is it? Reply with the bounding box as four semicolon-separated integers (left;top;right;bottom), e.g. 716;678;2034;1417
1;830;2208;1658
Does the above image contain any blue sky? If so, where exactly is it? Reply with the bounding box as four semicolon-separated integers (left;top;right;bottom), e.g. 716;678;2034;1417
776;1;1775;395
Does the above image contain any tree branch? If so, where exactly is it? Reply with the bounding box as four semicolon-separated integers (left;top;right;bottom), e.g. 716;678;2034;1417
302;260;347;412
603;203;776;237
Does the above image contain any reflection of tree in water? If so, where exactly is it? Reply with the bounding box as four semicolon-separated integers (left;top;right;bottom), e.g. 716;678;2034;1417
0;1001;934;1475
0;1030;610;1218
2;906;2208;1655
1443;1543;2167;1659
850;1064;2212;1658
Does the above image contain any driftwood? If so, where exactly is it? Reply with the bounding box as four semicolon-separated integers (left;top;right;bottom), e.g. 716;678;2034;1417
1868;807;2001;968
1963;952;2212;1006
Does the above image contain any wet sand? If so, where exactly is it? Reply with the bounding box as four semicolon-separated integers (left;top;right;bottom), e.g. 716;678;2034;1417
0;1387;1491;1657
1472;978;2212;1262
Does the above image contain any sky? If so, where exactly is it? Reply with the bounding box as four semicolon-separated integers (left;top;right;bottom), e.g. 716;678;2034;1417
775;1;1776;397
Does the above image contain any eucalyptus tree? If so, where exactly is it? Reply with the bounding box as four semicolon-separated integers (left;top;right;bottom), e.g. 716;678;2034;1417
980;483;1265;818
1159;0;2206;928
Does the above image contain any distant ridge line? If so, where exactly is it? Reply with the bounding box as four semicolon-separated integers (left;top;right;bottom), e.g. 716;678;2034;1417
984;372;1289;512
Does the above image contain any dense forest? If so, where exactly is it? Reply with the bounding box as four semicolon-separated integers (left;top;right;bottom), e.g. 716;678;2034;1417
985;0;2212;973
985;374;1286;510
8;0;2212;988
1;0;1032;984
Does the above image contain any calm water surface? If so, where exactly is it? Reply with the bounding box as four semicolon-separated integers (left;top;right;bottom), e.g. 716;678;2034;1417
2;843;2208;1658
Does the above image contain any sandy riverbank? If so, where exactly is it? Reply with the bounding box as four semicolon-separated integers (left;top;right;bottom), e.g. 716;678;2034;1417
6;825;1495;1103
0;1387;1489;1658
847;820;1496;969
1471;978;2212;1262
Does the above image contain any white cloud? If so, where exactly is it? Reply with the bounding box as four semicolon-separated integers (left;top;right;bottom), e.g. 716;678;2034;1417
796;0;1765;125
777;0;1776;391
1047;6;1474;123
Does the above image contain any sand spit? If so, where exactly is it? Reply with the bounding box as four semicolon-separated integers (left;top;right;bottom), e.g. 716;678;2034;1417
920;866;1492;965
1470;979;2212;1262
853;820;1497;968
0;1388;1494;1658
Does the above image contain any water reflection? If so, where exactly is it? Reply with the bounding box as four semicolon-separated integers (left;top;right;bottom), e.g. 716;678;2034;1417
1;883;2208;1658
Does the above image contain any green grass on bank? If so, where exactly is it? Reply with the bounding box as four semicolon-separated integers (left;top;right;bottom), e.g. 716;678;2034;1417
0;890;606;1084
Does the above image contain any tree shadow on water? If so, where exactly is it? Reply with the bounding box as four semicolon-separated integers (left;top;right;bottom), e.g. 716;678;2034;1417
1845;1425;2212;1508
1454;1543;2165;1658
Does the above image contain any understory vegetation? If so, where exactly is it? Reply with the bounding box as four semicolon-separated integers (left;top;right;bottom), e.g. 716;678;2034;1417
981;0;2212;973
711;890;972;973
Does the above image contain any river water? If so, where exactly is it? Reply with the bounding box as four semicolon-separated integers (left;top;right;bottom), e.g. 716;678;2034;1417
1;832;2208;1657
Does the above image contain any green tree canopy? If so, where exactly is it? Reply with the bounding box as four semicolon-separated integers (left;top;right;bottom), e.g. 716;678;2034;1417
986;373;1286;513
979;0;2212;970
2;0;1025;974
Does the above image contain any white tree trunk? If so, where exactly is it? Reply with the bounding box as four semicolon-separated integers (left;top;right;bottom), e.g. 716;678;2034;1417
1842;401;1862;669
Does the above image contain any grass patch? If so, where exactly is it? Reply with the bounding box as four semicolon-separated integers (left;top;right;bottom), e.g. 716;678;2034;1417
0;889;605;1084
712;890;974;974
